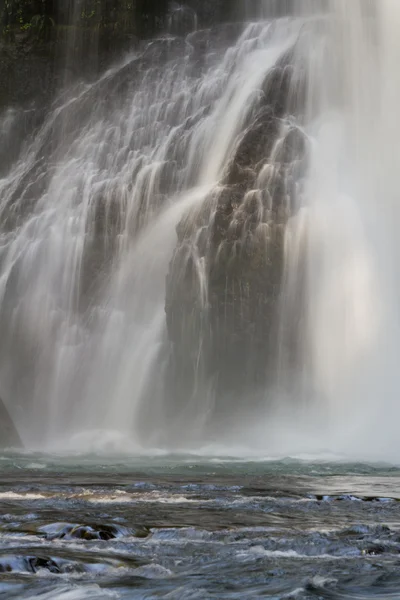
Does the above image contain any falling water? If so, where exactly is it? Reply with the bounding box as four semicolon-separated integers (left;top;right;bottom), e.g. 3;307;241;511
0;2;399;458
276;0;400;460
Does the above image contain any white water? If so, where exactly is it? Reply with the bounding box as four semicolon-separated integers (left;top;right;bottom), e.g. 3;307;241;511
0;13;303;448
276;0;400;461
1;2;400;460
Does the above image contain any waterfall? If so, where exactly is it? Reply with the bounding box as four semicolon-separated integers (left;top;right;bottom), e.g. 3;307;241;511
277;0;400;460
0;2;399;458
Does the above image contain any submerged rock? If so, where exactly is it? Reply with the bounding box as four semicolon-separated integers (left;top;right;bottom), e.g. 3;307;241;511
39;521;148;541
0;396;22;448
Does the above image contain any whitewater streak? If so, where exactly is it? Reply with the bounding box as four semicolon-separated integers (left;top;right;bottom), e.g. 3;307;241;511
0;1;399;460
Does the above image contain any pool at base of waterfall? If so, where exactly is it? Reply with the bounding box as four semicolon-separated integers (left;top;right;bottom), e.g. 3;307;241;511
1;453;400;599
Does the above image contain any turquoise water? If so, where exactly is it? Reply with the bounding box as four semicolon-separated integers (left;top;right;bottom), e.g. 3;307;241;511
1;453;400;598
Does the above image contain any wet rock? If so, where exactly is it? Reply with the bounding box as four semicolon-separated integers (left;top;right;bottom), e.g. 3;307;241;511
0;554;61;574
168;4;198;36
363;545;389;556
0;396;22;448
164;44;308;429
0;559;12;572
39;521;148;541
0;553;115;574
28;556;61;573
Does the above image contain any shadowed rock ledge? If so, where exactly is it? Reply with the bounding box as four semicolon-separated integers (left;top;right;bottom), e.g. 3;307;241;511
165;47;308;431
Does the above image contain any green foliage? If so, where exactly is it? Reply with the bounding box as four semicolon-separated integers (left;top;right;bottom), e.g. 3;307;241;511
1;0;169;41
1;0;54;39
31;13;55;39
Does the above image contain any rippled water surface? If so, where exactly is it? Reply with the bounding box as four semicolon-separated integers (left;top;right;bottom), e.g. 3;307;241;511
1;453;400;599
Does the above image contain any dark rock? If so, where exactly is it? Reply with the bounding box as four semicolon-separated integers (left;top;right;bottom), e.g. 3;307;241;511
39;521;148;541
0;0;243;116
28;556;61;574
363;545;388;556
164;43;308;430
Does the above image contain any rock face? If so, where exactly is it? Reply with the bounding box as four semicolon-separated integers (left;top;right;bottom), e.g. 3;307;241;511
0;397;22;448
0;0;240;107
165;48;308;426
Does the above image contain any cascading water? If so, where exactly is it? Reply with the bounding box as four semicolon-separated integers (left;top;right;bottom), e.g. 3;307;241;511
266;0;400;462
282;0;400;460
0;1;399;459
